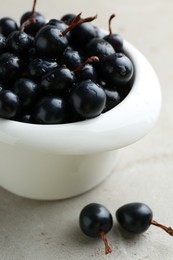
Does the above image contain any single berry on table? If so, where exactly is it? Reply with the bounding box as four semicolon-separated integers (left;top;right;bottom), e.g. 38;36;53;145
79;203;113;254
116;202;173;236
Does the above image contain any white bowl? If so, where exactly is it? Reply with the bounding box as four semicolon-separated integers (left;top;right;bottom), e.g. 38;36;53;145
0;40;161;200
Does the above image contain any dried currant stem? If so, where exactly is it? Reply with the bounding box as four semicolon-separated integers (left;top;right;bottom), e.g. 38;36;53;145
61;13;97;37
73;56;99;74
100;232;112;255
108;14;116;36
151;220;173;236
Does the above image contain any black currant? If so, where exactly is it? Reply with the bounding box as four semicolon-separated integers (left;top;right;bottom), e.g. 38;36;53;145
61;13;76;25
103;87;121;112
13;78;40;110
70;79;106;119
34;25;68;59
33;96;68;124
0;17;18;37
0;90;20;118
74;56;99;82
20;0;45;36
28;58;58;80
116;202;173;236
0;52;24;83
79;203;112;254
99;52;134;86
70;21;96;48
40;67;75;94
7;31;33;54
61;47;83;70
104;14;123;52
85;38;115;61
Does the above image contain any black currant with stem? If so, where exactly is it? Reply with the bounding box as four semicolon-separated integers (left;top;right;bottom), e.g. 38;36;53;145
34;13;97;59
20;0;46;36
116;202;173;236
104;14;124;52
79;203;113;255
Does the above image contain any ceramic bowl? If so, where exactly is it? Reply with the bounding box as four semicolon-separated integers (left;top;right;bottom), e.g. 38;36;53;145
0;40;161;200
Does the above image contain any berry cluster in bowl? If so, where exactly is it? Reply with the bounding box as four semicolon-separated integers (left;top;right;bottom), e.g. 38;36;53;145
0;2;134;124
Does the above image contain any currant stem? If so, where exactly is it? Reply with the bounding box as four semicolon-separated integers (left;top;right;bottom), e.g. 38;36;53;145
151;219;173;236
99;232;112;255
109;14;116;36
73;56;99;74
31;0;37;17
20;0;37;32
61;13;97;37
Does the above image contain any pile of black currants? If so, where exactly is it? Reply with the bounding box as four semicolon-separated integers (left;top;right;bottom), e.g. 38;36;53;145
0;0;134;124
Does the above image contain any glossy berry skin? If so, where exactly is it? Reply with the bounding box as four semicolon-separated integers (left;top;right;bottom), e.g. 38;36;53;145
0;17;19;37
70;80;106;119
86;38;115;61
15;113;32;123
61;47;83;70
0;53;24;83
104;33;123;52
100;53;134;86
33;96;67;124
13;78;40;110
28;58;58;80
0;33;7;54
70;22;96;47
103;88;120;112
116;202;153;234
41;67;75;94
34;25;68;58
76;64;97;82
7;31;33;54
79;203;113;237
0;90;20;118
61;13;76;25
20;11;46;36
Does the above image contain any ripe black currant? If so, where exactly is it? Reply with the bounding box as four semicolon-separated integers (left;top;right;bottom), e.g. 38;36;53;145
100;52;134;86
0;17;18;37
0;53;24;83
33;96;68;124
0;90;20;118
104;14;123;52
116;202;173;236
20;0;45;36
79;203;112;254
86;38;115;61
70;79;106;119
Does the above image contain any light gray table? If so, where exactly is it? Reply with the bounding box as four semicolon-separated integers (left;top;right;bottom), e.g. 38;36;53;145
0;1;173;259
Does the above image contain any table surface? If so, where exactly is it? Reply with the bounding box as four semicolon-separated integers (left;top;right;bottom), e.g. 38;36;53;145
0;1;173;259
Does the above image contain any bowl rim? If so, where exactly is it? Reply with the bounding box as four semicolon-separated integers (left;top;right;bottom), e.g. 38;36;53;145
0;39;161;154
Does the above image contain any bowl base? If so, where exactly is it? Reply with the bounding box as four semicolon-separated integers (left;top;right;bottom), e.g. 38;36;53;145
0;143;117;200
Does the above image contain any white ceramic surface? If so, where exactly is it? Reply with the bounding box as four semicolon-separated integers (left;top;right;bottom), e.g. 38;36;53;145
0;40;161;200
